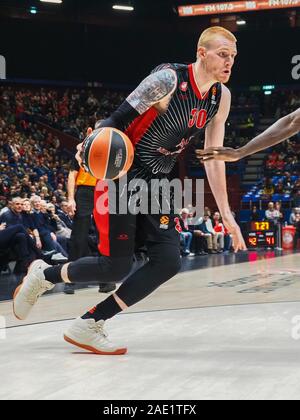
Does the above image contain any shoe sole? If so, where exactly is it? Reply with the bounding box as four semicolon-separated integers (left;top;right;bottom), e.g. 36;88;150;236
13;260;43;320
63;334;127;355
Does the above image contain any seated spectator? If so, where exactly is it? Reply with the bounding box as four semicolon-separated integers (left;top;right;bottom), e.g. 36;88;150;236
275;201;284;225
0;222;37;274
213;212;233;252
293;190;300;208
57;200;73;230
251;205;260;222
47;203;71;254
179;209;194;256
30;195;68;262
290;208;300;225
265;202;280;225
22;198;42;250
262;178;274;200
197;214;218;254
274;181;285;194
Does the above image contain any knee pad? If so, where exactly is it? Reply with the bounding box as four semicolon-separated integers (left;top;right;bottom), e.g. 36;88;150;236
99;255;133;282
149;246;182;277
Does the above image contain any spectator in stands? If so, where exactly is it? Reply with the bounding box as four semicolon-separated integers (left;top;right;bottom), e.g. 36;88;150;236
22;198;42;250
0;222;35;274
251;205;260;222
198;214;218;254
262;178;274;200
0;198;39;273
275;157;285;174
275;202;284;225
265;202;280;225
274;181;283;195
57;200;73;230
290;208;300;225
293;190;300;208
30;195;68;262
212;212;226;252
47;203;71;254
179;209;194;256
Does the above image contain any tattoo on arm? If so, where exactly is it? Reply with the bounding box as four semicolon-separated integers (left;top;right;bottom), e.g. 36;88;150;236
127;69;177;114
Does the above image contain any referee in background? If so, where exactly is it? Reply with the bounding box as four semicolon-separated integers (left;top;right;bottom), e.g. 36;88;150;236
66;157;116;294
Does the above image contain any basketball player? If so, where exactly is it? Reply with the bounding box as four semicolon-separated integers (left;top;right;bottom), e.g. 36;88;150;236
13;27;247;355
197;108;300;161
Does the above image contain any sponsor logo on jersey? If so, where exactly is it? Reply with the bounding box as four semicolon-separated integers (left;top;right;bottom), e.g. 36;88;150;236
174;217;182;233
211;86;217;105
117;234;129;241
157;138;191;157
180;82;188;92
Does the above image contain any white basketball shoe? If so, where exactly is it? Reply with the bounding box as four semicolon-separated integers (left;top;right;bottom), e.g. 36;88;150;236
13;259;54;320
64;318;127;355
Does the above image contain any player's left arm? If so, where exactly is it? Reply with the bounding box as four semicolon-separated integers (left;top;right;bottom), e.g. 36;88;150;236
204;84;247;252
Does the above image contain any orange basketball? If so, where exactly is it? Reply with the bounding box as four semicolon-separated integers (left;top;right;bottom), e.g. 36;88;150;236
82;127;134;180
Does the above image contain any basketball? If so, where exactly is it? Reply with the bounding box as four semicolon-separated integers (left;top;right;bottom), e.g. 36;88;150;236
81;127;134;180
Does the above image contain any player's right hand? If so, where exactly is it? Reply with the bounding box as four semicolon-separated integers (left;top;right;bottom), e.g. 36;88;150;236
75;127;93;168
223;218;247;253
196;147;243;162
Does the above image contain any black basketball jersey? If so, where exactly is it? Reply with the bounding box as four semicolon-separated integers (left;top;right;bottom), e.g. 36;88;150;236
125;63;222;181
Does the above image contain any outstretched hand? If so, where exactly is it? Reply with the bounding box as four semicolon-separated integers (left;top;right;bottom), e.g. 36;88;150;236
196;147;242;162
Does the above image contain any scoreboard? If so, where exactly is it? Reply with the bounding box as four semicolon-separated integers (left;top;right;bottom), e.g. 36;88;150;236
246;222;276;248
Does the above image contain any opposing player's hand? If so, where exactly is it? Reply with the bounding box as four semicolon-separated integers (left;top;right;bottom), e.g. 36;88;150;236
75;127;93;167
68;199;76;216
196;147;243;162
223;217;247;253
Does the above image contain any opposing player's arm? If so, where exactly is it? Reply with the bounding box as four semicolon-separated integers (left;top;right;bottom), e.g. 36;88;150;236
204;85;247;252
95;69;177;131
198;107;300;162
237;107;300;158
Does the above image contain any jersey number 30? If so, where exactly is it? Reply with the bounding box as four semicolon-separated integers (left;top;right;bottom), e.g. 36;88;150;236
188;109;207;129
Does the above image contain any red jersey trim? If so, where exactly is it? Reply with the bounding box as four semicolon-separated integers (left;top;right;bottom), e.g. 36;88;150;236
125;107;159;147
188;64;209;101
94;180;110;257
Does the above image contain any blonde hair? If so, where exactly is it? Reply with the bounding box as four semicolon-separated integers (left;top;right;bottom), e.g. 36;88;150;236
198;26;237;51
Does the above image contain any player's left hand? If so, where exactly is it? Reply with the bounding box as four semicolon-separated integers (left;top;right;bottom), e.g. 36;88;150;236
196;147;243;162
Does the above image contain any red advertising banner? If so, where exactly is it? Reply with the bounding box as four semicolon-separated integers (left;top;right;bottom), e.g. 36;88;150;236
178;0;300;16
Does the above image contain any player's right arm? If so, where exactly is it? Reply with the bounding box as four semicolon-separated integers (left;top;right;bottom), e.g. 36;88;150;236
75;68;177;167
95;68;178;131
197;107;300;162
